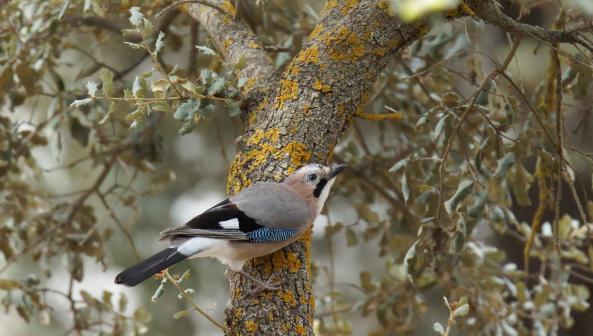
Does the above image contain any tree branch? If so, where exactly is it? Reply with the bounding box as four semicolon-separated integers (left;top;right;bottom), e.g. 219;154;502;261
216;1;428;334
188;0;279;108
464;0;593;52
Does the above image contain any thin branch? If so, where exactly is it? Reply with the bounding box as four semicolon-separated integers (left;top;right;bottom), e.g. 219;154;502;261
156;1;226;18
356;111;403;121
163;270;227;332
552;48;563;253
465;0;593;53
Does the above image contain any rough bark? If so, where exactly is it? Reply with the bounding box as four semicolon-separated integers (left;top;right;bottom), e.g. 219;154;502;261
191;0;426;334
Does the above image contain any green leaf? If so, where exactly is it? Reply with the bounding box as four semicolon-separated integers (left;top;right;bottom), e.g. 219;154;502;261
129;7;144;27
433;114;448;139
453;303;470;317
445;180;474;213
155;31;166;54
433;322;445;335
70;98;94;108
151;280;166;303
100;68;113;96
494;152;516;179
174;99;199;121
360;271;376;291
0;279;22;290
123;42;143;50
469;190;488;218
86;81;98;97
102;290;113;308
200;69;213;85
345;227;358;246
132;76;148;98
196;45;217;56
509;163;533;206
118;293;128;313
173;309;190;319
389;157;409;173
133;307;152;323
237;77;247;88
403;241;418;282
15;62;36;95
402;172;410;203
208;77;226;96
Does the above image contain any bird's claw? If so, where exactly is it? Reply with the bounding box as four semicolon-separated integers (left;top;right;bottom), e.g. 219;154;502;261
248;275;281;296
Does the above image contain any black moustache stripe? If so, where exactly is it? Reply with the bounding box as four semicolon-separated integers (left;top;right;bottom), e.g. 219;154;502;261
313;178;328;198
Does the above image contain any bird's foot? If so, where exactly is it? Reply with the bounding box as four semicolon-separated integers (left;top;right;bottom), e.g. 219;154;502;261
238;271;281;295
248;275;281;296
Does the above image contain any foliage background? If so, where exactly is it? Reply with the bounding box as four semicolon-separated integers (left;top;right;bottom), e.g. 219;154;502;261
1;0;593;335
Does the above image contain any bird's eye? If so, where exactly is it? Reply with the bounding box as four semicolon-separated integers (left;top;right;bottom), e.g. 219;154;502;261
307;174;318;182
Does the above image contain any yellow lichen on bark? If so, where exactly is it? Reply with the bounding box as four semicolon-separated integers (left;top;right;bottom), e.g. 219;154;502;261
241;77;257;95
340;0;360;14
323;0;359;15
248;41;262;49
220;0;237;16
324;26;366;62
281;290;297;307
286;252;301;273
309;24;324;40
313;79;332;93
274;79;299;109
295;46;320;64
223;38;234;51
285;142;312;169
244;320;258;333
227;128;313;194
295;324;307;336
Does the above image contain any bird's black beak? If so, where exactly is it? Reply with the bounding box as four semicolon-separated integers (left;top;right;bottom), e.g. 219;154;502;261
328;164;347;179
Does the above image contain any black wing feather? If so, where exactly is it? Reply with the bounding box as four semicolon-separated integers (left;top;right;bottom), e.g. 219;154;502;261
159;198;264;241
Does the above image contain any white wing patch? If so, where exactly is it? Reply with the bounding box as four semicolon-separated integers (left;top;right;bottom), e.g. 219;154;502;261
219;218;240;229
177;237;219;256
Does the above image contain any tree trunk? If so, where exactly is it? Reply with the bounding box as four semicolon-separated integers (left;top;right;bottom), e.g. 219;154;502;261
190;1;426;334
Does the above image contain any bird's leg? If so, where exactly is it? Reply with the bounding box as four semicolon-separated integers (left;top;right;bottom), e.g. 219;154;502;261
233;270;281;295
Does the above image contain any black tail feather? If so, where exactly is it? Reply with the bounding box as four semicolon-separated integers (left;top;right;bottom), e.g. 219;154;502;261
115;248;187;287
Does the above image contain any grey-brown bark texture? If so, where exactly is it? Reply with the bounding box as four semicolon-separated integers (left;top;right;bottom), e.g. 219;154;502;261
190;0;426;334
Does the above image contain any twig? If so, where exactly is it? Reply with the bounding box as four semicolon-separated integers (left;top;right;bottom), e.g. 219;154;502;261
163;270;227;332
355;111;402;121
156;1;226;18
142;38;183;98
96;192;141;261
524;158;548;274
552;48;563;253
465;0;593;53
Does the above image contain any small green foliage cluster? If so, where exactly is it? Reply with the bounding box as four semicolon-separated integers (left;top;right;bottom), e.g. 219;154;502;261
71;7;243;135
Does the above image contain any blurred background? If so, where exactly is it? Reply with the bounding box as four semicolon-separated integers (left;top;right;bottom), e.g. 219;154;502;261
2;0;593;335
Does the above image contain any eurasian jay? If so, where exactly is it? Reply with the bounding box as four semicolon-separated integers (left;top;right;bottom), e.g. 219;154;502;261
114;163;345;291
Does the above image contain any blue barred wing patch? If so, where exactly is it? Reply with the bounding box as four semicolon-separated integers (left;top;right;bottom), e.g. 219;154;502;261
247;228;297;243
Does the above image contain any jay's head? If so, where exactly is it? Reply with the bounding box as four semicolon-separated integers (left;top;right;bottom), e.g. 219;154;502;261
284;163;346;213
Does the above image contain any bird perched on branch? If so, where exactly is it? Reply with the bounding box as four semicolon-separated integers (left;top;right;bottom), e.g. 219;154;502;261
115;163;346;292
